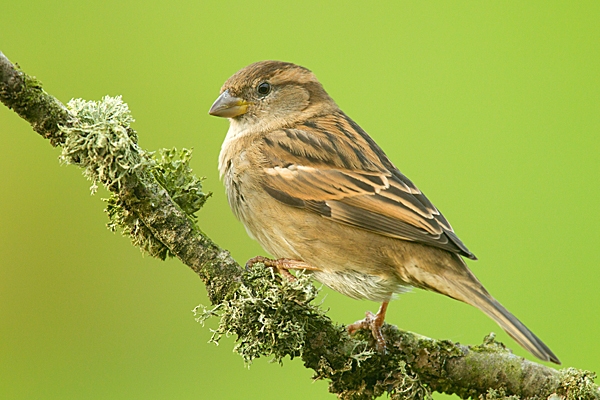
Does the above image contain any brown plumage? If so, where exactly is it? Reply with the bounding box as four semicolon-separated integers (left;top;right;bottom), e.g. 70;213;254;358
209;60;560;364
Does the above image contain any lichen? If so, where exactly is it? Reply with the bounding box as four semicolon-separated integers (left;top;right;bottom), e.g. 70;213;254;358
471;332;509;356
150;147;211;219
104;193;173;259
195;265;323;364
59;96;143;193
0;61;69;145
59;96;210;259
479;387;520;400
554;368;600;400
195;265;433;400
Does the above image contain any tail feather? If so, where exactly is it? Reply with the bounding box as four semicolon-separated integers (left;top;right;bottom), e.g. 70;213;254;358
406;251;560;363
461;286;561;364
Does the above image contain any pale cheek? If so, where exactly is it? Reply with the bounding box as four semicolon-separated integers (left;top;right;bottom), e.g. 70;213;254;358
270;87;310;116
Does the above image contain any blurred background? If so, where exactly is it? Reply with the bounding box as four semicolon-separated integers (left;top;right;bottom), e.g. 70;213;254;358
1;1;598;399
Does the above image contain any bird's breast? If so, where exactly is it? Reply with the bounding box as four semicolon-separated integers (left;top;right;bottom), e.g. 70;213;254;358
218;133;272;240
220;152;250;221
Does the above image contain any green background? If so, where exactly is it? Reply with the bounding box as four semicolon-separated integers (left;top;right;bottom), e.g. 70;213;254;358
1;2;598;399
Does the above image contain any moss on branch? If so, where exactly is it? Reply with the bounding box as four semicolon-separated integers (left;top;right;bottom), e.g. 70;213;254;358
1;51;598;400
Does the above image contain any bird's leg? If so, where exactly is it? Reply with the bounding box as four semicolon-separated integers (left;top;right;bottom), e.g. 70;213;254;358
245;256;319;281
347;301;389;351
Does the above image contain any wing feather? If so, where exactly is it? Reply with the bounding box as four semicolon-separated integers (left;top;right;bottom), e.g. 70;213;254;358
258;111;476;260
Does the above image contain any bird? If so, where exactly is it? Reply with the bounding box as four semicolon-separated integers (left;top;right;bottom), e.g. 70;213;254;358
208;60;560;364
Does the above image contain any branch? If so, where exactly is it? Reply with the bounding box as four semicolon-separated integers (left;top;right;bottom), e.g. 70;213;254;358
1;51;597;400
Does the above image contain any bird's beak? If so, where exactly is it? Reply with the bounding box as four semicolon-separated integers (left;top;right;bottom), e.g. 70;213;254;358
208;90;249;118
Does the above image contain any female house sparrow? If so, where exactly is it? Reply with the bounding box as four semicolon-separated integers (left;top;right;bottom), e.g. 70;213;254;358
209;61;560;364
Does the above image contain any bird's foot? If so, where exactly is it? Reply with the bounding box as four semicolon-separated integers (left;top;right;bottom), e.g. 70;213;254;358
347;301;389;352
245;256;318;281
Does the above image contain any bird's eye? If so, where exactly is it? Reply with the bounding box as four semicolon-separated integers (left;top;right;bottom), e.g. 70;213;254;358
257;82;271;96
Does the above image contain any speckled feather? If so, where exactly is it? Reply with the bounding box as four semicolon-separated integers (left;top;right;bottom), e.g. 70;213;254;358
257;112;476;259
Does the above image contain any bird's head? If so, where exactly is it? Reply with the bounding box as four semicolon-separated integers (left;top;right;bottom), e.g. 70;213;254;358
209;61;337;132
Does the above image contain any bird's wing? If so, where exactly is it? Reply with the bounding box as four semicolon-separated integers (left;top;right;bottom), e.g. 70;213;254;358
257;111;476;259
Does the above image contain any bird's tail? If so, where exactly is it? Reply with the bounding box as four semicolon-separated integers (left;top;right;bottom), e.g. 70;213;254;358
455;282;560;364
421;255;560;364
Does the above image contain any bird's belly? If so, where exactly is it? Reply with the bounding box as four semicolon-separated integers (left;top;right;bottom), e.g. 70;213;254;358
228;181;411;302
311;270;410;302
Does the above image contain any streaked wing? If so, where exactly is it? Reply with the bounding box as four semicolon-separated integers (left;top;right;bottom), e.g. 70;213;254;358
258;111;476;260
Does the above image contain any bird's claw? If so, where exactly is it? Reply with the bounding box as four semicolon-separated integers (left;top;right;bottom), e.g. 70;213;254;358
347;312;387;352
245;256;309;281
347;301;390;352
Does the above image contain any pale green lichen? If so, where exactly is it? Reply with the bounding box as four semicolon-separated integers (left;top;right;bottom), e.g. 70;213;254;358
555;368;599;400
58;96;210;259
105;147;210;259
150;147;211;219
195;266;323;364
479;388;519;400
104;193;172;258
195;265;432;400
471;332;509;356
59;96;143;193
388;363;432;400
